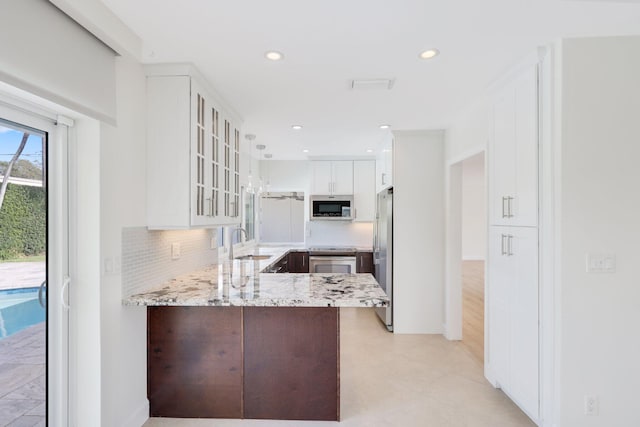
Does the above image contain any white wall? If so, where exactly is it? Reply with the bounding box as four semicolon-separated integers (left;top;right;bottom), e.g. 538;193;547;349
260;160;309;192
99;56;149;427
393;130;445;334
71;116;102;425
307;221;373;248
445;99;489;164
461;152;485;260
557;35;640;427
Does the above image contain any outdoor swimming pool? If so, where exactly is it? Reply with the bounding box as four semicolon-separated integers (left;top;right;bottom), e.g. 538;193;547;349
0;287;45;339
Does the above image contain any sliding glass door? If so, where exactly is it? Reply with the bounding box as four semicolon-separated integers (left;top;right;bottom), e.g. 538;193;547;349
0;104;69;426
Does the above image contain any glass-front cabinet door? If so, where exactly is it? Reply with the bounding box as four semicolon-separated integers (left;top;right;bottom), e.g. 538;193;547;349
146;65;243;229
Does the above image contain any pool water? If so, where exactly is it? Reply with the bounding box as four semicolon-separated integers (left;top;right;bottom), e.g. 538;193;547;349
0;287;45;339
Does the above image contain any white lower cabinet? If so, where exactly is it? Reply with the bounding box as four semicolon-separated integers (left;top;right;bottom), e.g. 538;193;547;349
488;225;539;422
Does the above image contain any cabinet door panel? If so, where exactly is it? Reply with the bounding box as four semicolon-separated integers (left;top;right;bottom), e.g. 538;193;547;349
489;86;517;226
488;226;539;420
244;307;339;420
356;252;374;273
509;227;539;418
489;64;538;227
311;161;332;194
513;67;538;227
190;79;211;226
147;76;191;229
147;307;242;418
332;161;354;195
353;160;375;221
487;227;513;387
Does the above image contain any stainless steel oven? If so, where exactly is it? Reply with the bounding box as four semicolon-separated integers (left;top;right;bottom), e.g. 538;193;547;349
308;256;357;273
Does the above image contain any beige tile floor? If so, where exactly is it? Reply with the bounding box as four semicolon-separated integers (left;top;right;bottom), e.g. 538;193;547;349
144;308;535;427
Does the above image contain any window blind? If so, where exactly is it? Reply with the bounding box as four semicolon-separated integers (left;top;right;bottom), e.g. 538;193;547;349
0;0;117;124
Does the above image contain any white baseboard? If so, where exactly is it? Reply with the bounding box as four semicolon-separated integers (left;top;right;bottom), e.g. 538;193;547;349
122;399;149;427
462;256;485;261
443;325;462;341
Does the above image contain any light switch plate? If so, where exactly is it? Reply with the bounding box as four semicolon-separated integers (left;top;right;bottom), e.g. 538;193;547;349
586;253;615;273
171;242;181;260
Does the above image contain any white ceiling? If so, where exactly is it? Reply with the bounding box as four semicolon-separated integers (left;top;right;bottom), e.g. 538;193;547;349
100;0;640;160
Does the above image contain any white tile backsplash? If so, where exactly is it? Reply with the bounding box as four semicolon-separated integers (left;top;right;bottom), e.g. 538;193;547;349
306;221;373;248
121;227;218;297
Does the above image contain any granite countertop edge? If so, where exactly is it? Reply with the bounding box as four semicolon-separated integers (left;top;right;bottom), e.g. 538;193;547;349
122;245;389;308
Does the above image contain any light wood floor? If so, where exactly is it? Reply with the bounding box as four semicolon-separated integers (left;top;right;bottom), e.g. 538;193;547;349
462;260;485;363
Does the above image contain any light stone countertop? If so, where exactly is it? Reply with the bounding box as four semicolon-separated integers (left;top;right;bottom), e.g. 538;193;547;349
122;245;388;308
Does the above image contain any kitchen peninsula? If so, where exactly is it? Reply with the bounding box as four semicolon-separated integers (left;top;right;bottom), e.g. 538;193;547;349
123;246;388;421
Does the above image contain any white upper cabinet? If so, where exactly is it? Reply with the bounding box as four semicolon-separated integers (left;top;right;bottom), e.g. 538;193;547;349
489;65;538;227
310;161;353;195
146;66;242;229
353;160;375;221
376;134;393;192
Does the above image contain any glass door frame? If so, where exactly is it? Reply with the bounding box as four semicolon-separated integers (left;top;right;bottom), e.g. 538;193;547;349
0;100;70;426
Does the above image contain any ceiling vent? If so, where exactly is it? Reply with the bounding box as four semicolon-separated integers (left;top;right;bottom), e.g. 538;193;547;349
349;78;395;90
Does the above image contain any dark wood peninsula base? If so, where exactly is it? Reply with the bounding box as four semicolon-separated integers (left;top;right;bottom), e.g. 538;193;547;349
147;306;340;421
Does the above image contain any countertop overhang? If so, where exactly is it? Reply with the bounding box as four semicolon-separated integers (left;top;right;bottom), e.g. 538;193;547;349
122;246;388;308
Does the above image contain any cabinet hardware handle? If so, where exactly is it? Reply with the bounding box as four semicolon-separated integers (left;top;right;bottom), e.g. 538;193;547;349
61;276;70;311
502;197;508;218
501;234;507;256
507;235;514;256
507;197;514;218
360;256;363;268
38;280;46;308
302;256;305;267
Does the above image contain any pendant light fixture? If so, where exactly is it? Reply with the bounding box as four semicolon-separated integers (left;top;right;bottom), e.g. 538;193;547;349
255;144;266;194
245;134;257;194
264;153;273;192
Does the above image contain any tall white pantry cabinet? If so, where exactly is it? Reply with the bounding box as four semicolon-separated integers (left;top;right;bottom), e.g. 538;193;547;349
146;65;242;229
487;57;541;423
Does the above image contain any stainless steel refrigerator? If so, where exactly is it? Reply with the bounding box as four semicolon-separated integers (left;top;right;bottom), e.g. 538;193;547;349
374;187;393;331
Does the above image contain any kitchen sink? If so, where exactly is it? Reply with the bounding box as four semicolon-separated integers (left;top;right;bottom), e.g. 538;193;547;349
235;255;271;261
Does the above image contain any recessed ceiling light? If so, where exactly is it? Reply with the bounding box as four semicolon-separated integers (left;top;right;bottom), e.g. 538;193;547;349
419;49;440;60
292;125;303;130
366;149;373;153
379;124;391;129
303;149;309;153
265;51;284;61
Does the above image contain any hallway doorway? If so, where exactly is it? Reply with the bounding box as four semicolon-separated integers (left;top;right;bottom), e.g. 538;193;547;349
460;152;485;362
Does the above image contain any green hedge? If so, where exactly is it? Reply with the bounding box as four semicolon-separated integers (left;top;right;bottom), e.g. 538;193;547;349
0;184;46;260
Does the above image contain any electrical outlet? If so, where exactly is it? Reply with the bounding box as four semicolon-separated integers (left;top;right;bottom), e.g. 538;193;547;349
586;253;615;273
171;243;181;260
584;395;599;416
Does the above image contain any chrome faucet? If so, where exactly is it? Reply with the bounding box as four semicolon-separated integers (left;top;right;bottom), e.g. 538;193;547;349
229;227;248;260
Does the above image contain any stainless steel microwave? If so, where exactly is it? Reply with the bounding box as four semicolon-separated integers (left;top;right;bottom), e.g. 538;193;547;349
310;195;353;220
